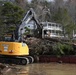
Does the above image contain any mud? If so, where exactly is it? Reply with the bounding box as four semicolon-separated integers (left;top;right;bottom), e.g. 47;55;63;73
1;63;76;75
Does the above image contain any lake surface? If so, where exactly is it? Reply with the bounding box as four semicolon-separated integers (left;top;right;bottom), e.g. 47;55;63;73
4;63;76;75
14;63;76;75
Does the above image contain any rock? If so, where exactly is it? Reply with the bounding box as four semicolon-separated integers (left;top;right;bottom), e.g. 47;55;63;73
0;63;12;75
0;63;7;69
1;68;12;74
16;70;28;74
58;60;63;63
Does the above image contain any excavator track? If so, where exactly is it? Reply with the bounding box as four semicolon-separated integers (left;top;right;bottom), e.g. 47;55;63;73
0;56;34;65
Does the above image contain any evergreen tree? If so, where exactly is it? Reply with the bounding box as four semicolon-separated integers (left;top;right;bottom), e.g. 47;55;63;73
52;7;76;38
1;2;24;34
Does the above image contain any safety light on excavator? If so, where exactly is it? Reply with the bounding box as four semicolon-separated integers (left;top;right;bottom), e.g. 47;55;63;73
0;50;2;52
9;50;14;53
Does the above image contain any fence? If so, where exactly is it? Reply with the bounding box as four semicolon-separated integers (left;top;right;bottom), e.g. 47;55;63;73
39;55;76;63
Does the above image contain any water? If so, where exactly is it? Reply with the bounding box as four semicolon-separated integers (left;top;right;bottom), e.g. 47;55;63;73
15;63;76;75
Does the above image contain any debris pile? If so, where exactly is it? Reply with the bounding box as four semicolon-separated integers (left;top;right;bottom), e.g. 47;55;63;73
25;37;54;55
0;63;27;75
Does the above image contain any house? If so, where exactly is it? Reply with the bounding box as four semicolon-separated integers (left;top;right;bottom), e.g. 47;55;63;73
18;8;64;39
72;30;76;41
18;8;41;37
41;22;64;38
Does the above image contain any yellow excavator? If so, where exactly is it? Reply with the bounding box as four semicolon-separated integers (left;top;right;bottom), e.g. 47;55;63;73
0;28;34;65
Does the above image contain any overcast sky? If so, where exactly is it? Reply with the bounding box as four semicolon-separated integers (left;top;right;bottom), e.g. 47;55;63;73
27;0;32;2
47;0;54;2
27;0;55;2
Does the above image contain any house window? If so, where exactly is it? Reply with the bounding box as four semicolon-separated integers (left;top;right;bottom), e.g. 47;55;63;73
43;24;46;27
51;24;55;27
56;24;58;27
48;24;51;26
28;26;30;27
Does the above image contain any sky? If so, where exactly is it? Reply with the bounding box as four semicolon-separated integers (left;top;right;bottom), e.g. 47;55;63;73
47;0;54;2
27;0;55;2
27;0;32;2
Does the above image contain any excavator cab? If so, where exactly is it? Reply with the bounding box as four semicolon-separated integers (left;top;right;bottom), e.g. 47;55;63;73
4;34;13;41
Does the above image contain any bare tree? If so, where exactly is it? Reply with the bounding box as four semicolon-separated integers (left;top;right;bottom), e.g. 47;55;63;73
15;0;28;9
